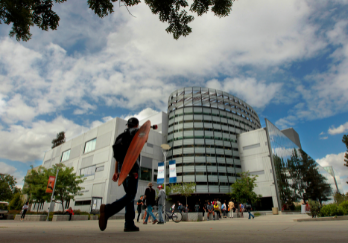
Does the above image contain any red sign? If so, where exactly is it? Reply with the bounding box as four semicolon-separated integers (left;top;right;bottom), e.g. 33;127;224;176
46;176;56;193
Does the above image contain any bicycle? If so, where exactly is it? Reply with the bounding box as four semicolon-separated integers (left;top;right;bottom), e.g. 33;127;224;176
155;210;182;223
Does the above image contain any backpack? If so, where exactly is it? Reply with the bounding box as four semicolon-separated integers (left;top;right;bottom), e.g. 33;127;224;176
112;128;139;162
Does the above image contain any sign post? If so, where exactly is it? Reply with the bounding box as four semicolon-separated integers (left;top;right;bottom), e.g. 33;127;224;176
46;168;59;221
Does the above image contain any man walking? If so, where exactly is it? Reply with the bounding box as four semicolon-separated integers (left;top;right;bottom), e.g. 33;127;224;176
217;199;222;219
157;185;165;224
143;182;158;224
99;117;142;232
246;203;254;219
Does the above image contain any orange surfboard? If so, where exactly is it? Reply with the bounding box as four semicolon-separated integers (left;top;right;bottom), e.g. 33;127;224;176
118;120;151;186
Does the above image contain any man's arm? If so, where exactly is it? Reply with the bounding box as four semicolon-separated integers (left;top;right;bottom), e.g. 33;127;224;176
112;160;119;182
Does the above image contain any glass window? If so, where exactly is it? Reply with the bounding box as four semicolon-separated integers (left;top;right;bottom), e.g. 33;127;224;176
84;138;97;153
61;150;71;162
96;166;104;172
140;167;152;181
80;165;96;177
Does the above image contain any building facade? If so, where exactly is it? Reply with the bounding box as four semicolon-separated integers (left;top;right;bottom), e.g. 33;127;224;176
166;87;261;195
238;119;341;210
35;113;167;213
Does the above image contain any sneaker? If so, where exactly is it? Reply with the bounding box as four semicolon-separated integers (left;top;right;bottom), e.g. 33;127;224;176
152;219;158;224
99;204;107;231
143;222;147;224
157;222;164;224
124;225;140;232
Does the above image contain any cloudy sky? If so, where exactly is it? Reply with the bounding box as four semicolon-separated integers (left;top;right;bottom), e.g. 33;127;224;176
1;0;348;193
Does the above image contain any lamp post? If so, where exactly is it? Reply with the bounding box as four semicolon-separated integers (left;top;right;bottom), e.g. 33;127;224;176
161;144;171;224
46;163;63;221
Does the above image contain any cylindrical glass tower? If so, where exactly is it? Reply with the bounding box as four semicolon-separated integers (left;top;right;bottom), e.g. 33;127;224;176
166;87;261;194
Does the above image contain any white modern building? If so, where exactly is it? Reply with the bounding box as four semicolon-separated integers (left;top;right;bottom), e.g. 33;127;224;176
34;112;167;213
32;87;343;213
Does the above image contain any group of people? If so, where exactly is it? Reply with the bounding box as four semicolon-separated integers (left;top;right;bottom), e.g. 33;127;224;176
98;117;257;232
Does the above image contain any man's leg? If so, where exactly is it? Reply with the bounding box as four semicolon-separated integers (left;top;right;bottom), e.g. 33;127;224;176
137;209;141;222
158;205;164;223
69;213;72;221
100;176;138;231
213;211;215;220
146;205;157;223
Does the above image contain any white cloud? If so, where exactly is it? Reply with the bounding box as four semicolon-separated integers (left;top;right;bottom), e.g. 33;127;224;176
317;152;348;193
320;136;328;140
0;0;332;126
0;116;95;162
328;122;348;135
320;132;324;135
207;77;282;109
0;162;17;174
123;108;160;122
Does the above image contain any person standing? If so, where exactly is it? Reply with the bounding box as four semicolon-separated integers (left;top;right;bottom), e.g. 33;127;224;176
221;201;227;218
246;203;254;219
136;196;143;223
157;185;166;224
217;199;222;219
143;182;158;224
99;117;142;232
239;203;244;218
228;200;234;218
20;202;29;221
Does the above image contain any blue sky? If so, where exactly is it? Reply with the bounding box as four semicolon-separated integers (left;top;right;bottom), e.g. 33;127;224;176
0;0;348;193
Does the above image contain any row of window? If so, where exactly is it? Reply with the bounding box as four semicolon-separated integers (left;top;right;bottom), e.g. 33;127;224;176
177;172;239;176
61;138;97;162
168;112;258;128
168;128;247;137
170;154;241;160
171;144;238;151
168;104;258;124
175;163;241;168
168;137;240;143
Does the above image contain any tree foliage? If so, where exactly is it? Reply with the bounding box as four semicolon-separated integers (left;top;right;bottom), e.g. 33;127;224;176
1;0;236;41
22;166;51;212
171;182;196;206
229;172;261;205
343;134;348;184
51;131;65;149
0;173;18;202
9;192;24;210
50;164;85;212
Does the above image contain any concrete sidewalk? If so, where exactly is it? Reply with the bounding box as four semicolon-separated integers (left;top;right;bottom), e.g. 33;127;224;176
1;214;347;243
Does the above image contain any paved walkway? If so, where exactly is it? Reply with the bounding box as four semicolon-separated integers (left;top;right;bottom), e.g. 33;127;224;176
1;214;347;243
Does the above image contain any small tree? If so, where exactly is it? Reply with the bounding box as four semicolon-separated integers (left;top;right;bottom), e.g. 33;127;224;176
51;131;65;149
49;164;85;212
9;192;23;210
229;172;261;207
343;134;348;184
22;166;50;212
171;182;196;207
0;173;17;202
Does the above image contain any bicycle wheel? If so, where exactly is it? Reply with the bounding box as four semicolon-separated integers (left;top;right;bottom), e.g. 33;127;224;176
172;212;182;223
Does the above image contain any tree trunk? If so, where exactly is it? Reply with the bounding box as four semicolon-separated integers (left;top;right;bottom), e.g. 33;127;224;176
186;197;187;211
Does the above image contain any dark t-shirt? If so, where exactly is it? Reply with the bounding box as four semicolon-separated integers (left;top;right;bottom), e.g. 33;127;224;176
145;187;156;206
207;204;214;211
137;199;142;211
113;128;140;174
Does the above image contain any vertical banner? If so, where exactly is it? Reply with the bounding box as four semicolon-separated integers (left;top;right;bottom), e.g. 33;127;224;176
169;160;177;183
46;176;56;193
157;162;164;184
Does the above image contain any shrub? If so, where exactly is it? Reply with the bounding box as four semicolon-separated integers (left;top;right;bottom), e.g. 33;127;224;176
308;200;320;218
9;193;24;210
319;204;344;217
338;201;348;215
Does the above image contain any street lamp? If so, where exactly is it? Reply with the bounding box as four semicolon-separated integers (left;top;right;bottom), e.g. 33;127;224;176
161;144;171;224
